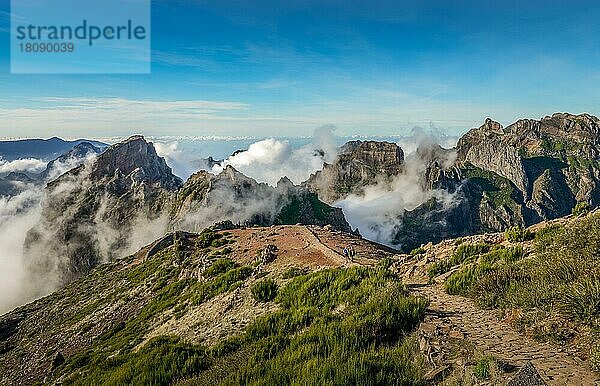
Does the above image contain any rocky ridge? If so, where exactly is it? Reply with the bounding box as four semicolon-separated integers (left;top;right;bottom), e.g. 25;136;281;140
24;136;184;287
173;166;351;233
305;140;404;202
309;113;600;251
1;225;389;384
24;136;352;290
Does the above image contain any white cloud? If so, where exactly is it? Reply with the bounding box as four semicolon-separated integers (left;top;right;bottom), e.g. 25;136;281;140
212;125;338;185
37;97;248;113
154;141;211;180
334;145;459;247
0;157;47;174
0;189;43;314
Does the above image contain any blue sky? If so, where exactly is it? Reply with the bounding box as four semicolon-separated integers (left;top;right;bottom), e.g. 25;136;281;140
0;0;598;138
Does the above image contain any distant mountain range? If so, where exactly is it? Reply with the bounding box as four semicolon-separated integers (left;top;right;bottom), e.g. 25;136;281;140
18;112;600;289
0;137;106;161
0;142;104;197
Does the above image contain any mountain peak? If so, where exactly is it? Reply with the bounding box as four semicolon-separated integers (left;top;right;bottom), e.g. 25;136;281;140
480;118;503;133
305;140;404;203
89;136;182;189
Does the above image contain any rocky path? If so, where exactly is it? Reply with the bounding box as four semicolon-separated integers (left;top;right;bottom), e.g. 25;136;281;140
415;283;600;385
302;226;351;265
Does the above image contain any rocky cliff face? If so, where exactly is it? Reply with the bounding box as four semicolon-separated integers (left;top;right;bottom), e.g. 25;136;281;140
305;140;404;203
394;113;600;250
456;113;600;221
173;166;351;233
24;136;183;288
308;113;600;251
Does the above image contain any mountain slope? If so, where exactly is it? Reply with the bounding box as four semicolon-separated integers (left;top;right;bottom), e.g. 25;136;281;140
24;136;183;289
310;113;600;251
393;210;600;384
0;225;424;385
4;215;600;385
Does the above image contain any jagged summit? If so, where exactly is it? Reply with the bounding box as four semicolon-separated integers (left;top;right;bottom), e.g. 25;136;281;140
173;165;351;233
24;136;183;286
306;140;404;203
460;113;600;152
302;112;600;251
89;135;182;189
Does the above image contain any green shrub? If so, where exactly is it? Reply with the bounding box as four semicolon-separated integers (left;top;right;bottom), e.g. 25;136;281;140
533;224;564;253
62;337;208;385
573;201;591;217
445;263;494;296
410;247;425;256
191;266;253;305
251;279;278;302
480;246;523;265
377;257;394;270
590;344;600;372
471;264;530;308
560;276;600;325
473;356;494;379
450;243;490;266
211;237;229;248
427;260;452;278
282;267;308;279
196;229;220;248
428;243;492;279
535;215;600;262
203;258;235;278
505;226;533;242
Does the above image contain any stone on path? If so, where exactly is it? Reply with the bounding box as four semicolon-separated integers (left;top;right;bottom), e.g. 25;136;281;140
506;362;548;386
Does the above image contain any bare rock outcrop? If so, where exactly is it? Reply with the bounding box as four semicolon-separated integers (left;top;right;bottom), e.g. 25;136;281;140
24;136;183;289
305;140;404;203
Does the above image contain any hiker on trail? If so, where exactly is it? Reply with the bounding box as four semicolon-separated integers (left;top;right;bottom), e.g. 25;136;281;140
343;247;349;261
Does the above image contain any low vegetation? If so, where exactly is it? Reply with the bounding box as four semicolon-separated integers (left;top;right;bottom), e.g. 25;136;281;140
573;201;591;217
251;278;278;302
473;356;495;380
504;226;534;242
410;247;425;256
443;245;524;297
56;261;429;385
428;243;490;279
